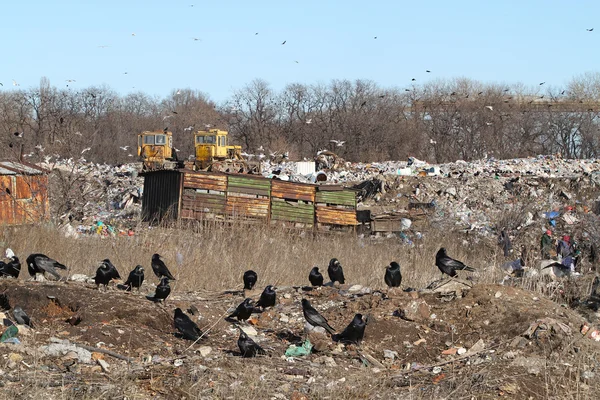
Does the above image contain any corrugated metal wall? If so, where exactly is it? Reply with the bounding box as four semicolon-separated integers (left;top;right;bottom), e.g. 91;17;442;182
0;167;49;226
142;170;183;222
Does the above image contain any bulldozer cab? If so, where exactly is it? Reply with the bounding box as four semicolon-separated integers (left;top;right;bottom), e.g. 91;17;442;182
137;131;176;171
138;131;173;160
194;129;236;158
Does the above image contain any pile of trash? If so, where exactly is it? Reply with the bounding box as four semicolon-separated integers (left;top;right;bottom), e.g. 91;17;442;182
261;153;600;184
42;158;143;234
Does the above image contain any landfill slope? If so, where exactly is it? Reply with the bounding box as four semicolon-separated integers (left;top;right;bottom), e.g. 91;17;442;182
0;279;598;399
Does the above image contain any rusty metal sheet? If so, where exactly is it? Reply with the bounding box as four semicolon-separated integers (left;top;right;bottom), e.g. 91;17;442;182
15;176;33;199
183;172;227;192
271;180;316;202
226;195;270;218
0;200;14;225
315;205;358;226
0;175;48;225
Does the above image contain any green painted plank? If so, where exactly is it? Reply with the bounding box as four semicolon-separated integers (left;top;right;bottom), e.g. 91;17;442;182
315;190;356;206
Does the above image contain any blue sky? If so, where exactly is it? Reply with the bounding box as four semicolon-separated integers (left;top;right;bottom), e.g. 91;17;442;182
2;0;598;103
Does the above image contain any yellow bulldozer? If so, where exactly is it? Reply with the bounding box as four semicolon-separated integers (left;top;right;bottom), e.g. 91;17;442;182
138;128;260;174
137;130;182;171
187;129;261;174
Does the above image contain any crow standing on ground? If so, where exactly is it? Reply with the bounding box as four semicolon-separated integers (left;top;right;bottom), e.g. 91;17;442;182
384;261;402;287
0;255;21;279
301;299;336;334
226;298;255;322
151;254;176;280
243;270;258;290
147;277;171;302
332;313;366;344
237;326;266;357
119;265;145;291
255;285;276;309
328;258;345;284
12;306;33;327
94;259;121;288
309;266;324;287
174;308;203;341
26;253;68;280
435;248;475;277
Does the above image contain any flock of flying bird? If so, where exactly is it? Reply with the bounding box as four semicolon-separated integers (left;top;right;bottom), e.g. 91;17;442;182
0;247;475;357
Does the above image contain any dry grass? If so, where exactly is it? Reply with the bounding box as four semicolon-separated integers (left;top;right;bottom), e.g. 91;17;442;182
0;221;505;292
0;222;599;399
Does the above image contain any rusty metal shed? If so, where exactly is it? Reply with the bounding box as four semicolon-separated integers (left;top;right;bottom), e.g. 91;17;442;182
0;161;49;226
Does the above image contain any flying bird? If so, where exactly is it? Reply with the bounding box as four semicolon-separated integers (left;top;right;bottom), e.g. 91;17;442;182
435;248;476;278
174;308;203;341
226;298;255;322
243;270;258;290
119;146;130;151
332;313;366;344
587;28;594;31
384;261;402;288
237;326;266;357
151;253;176;280
81;147;91;154
328;258;345;284
119;265;145;291
13;132;23;137
94;259;121;288
147;277;171;302
12;80;19;86
485;106;493;111
281;40;286;45
426;70;431;73
26;254;68;280
539;82;545;85
255;285;276;309
309;266;324;287
329;140;345;147
306;118;312;124
12;306;33;327
301;299;336;334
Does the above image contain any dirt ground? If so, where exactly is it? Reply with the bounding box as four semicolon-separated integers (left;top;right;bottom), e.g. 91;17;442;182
0;276;598;400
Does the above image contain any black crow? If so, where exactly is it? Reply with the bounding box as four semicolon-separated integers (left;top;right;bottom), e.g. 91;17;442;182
255;285;276;309
301;299;335;334
237;326;266;357
332;313;366;344
26;253;68;280
328;258;345;284
0;256;21;279
435;248;475;277
174;308;202;341
384;261;402;288
148;277;171;302
309;267;324;287
226;298;255;322
12;306;33;327
94;259;121;288
120;265;145;291
151;254;176;280
243;270;258;290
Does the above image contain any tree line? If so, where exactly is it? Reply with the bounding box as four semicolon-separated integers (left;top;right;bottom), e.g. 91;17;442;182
2;73;600;165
